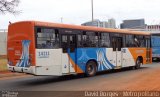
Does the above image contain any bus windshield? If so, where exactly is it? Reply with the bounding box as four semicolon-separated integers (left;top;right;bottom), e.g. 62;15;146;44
36;27;60;49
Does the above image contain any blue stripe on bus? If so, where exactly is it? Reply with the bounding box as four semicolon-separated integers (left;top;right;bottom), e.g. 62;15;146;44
16;40;31;67
69;48;115;72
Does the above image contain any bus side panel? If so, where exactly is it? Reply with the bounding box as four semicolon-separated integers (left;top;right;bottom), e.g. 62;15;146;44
35;49;62;75
128;48;147;64
122;48;135;67
105;48;116;67
76;48;116;72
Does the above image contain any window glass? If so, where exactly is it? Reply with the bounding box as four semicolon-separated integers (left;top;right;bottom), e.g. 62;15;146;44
82;31;98;47
137;35;145;47
112;37;116;51
61;35;68;53
100;33;110;47
123;34;126;47
77;34;82;47
133;35;145;47
117;38;123;51
126;35;134;47
125;35;146;47
133;35;140;47
36;28;59;49
69;35;76;52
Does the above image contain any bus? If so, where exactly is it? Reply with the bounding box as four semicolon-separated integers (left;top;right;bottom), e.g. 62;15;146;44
7;21;152;76
151;33;160;61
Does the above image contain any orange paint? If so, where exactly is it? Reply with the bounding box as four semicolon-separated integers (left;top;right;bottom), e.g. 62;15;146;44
67;54;83;73
128;48;151;64
8;21;36;66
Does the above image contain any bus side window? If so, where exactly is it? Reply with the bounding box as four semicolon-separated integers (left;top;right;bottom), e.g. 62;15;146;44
138;35;145;47
77;34;82;47
112;38;116;51
53;29;60;48
69;35;76;52
123;34;126;47
99;33;110;47
133;35;140;47
83;31;98;47
126;35;134;47
82;32;87;47
61;35;68;53
36;27;60;49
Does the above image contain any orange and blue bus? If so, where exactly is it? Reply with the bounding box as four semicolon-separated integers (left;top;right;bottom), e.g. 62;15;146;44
7;21;152;76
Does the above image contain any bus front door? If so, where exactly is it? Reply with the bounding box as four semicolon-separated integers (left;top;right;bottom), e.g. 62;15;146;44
61;34;77;74
112;37;123;68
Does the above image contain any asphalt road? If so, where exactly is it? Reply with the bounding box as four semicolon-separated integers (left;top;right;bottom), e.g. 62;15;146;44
0;62;160;91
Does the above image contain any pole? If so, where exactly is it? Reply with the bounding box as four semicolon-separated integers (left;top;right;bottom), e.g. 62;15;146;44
91;0;94;21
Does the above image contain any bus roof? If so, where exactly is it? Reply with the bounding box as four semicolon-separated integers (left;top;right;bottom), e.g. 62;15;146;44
10;21;151;35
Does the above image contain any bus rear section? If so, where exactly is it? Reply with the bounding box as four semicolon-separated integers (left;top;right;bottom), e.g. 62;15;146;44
7;22;36;74
7;22;83;76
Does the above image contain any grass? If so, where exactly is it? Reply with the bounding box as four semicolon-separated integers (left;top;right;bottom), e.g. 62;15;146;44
0;57;7;72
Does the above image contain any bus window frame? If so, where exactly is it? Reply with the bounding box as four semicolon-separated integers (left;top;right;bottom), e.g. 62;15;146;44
34;26;60;49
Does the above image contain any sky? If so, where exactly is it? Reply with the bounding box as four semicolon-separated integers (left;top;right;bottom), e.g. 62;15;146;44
1;0;160;29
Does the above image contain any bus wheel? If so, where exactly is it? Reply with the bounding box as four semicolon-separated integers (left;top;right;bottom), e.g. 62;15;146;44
135;58;141;69
85;61;97;77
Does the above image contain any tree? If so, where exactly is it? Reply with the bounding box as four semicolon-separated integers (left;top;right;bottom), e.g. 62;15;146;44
0;0;20;14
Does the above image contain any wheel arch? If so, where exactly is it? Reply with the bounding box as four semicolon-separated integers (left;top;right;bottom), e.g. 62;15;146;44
137;56;143;64
86;59;98;70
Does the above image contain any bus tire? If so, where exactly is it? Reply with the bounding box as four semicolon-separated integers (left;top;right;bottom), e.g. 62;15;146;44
135;58;141;69
85;61;97;77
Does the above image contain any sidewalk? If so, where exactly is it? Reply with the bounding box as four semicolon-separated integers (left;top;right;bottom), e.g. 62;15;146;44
0;70;26;78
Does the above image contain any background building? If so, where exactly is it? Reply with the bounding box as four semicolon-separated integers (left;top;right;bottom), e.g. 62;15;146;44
146;25;160;31
120;19;146;29
81;19;101;27
127;25;160;34
100;21;108;28
0;29;7;56
107;18;116;28
81;18;116;28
